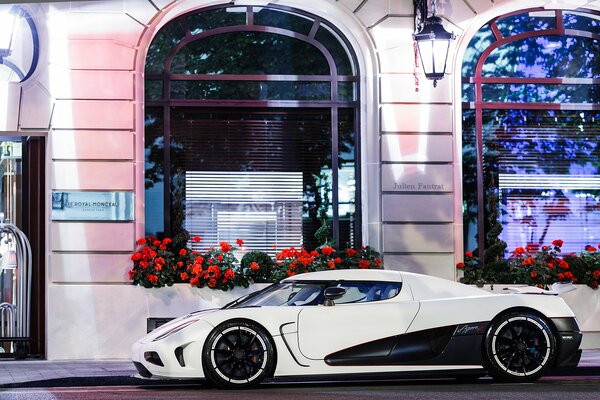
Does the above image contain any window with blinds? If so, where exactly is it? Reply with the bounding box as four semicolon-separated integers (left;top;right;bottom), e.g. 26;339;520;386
185;171;302;254
461;8;600;255
144;5;360;252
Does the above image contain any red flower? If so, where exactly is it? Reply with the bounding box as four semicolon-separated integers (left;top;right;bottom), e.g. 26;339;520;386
564;271;574;280
177;261;184;267
522;257;534;267
465;251;473;258
128;270;136;279
224;268;235;280
179;248;187;256
153;240;161;246
374;258;383;268
162;238;172;245
190;277;200;286
593;270;600;280
217;255;223;262
159;245;167;251
334;257;342;264
220;242;232;253
192;236;201;243
321;246;335;256
346;249;357;257
208;278;218;288
148;274;158;284
552;239;564;248
250;262;260;271
558;260;569;269
547;263;555;269
557;273;565;280
591;281;599;289
310;250;319;257
131;252;143;262
195;256;204;265
286;270;296;277
358;260;370;269
327;261;335;269
542;245;549;251
136;238;147;245
236;239;244;246
586;245;597;252
456;262;465;270
139;261;149;269
154;264;162;271
180;272;189;281
207;265;222;279
530;271;538;278
513;247;526;256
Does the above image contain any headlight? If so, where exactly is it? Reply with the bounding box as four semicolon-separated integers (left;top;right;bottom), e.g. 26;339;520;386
152;319;200;341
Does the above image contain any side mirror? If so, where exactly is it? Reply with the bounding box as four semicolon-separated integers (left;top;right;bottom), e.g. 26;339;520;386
323;286;346;307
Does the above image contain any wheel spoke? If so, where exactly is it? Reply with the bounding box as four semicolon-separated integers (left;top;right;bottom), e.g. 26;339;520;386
221;335;236;350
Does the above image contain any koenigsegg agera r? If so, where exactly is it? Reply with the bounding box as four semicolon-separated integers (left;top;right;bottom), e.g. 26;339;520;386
132;269;582;388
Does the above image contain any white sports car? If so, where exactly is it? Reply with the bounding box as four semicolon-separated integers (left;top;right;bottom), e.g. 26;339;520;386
132;269;582;388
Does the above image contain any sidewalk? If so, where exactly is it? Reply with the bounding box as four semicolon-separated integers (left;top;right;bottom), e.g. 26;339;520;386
1;351;599;388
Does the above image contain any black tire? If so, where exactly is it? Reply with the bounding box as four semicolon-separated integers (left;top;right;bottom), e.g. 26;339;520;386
202;320;275;389
483;312;556;383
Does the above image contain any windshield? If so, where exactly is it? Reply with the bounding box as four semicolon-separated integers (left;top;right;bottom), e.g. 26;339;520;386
226;282;327;308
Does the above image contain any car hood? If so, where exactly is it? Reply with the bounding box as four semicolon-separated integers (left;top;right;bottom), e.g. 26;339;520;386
140;308;218;343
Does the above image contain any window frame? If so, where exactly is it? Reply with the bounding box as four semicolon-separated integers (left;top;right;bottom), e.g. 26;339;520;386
144;4;361;248
462;8;600;261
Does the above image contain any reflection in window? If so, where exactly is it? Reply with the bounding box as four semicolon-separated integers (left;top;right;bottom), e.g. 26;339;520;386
462;8;600;256
145;5;359;251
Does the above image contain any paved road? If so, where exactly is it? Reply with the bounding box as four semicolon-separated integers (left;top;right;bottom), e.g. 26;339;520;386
1;376;600;400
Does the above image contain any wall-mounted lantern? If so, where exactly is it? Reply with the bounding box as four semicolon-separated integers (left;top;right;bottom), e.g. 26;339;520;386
413;0;455;87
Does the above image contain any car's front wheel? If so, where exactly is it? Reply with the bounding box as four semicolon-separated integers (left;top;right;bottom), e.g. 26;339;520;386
202;320;275;389
483;312;556;382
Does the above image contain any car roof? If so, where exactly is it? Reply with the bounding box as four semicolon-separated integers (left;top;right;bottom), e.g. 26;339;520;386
282;269;403;282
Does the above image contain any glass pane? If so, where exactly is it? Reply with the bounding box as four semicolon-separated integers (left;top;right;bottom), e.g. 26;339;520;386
145;80;163;100
186;7;247;35
483;36;600;78
482;84;599;103
253;7;314;35
171;31;329;75
0;139;23;354
144;107;165;236
496;11;556;37
145;22;186;74
170;108;334;251
315;25;353;76
461;110;478;252
338;82;355;101
462;83;475;102
465;109;600;255
338;108;356;249
563;12;600;35
170;80;331;100
462;24;495;77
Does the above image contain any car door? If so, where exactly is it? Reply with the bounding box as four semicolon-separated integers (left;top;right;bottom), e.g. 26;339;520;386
296;281;419;360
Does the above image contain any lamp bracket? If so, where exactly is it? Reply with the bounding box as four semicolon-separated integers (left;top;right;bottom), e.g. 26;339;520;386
413;0;428;33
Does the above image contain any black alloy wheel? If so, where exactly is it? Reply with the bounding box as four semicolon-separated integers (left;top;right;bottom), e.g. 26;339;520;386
483;312;556;382
202;320;275;389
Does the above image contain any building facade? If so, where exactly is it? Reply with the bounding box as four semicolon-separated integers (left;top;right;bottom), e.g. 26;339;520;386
0;0;598;359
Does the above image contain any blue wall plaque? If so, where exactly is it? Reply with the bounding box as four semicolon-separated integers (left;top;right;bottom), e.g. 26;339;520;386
51;192;134;221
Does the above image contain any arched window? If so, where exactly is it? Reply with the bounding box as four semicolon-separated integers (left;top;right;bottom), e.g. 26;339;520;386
462;8;600;257
144;5;360;253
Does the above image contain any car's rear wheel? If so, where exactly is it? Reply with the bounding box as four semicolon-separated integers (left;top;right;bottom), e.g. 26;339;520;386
202;320;275;389
483;312;556;382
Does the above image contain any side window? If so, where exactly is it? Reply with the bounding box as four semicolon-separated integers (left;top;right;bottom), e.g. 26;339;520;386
334;282;401;304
